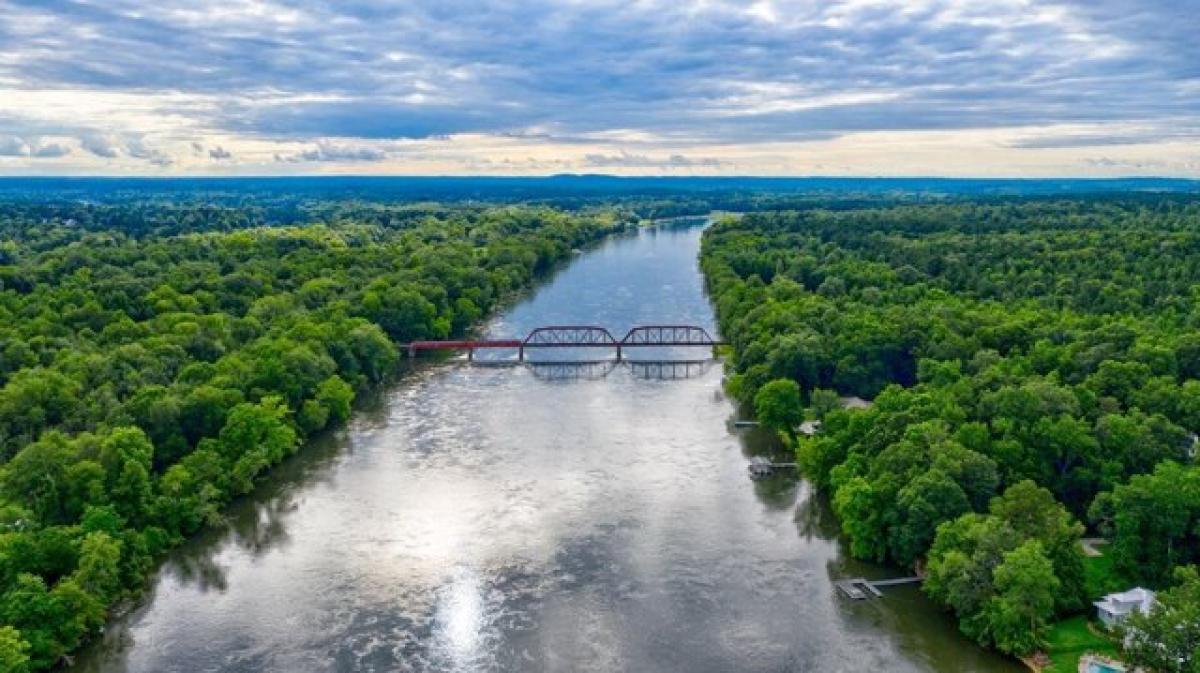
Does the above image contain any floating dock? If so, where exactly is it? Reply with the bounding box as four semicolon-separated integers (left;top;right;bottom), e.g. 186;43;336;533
747;456;797;478
834;576;921;600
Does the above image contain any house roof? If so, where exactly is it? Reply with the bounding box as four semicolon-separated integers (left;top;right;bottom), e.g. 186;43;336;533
838;396;873;410
798;420;822;436
1094;587;1156;615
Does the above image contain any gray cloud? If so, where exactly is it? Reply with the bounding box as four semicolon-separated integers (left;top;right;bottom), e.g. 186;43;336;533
80;134;119;158
208;146;232;160
1009;126;1200;149
126;135;173;164
275;141;388;163
0;136;71;158
31;142;69;158
583;151;724;168
0;0;1197;153
0;136;28;156
1084;156;1200;172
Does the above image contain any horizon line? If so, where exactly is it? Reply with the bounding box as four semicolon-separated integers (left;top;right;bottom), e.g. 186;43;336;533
0;174;1198;182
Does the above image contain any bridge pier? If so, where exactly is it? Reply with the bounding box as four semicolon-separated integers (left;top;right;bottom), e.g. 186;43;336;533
616;345;622;361
518;346;524;362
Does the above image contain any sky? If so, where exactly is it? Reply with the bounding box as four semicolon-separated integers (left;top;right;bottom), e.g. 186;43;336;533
0;0;1197;177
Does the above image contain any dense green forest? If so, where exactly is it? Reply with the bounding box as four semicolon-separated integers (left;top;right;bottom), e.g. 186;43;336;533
0;201;624;671
702;199;1200;659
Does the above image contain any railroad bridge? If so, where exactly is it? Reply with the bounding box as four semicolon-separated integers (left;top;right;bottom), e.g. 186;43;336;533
403;325;724;360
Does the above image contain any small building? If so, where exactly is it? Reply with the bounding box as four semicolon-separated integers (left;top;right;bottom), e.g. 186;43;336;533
1094;587;1156;629
839;396;873;410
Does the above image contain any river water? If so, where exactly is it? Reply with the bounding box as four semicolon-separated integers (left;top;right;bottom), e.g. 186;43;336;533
75;218;1019;673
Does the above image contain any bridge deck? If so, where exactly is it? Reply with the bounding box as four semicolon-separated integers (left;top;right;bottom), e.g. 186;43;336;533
407;340;523;351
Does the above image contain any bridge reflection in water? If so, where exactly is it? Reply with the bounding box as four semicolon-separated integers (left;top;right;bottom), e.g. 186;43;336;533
466;359;716;381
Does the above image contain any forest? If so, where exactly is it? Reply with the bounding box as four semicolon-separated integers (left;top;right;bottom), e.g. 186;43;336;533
0;200;625;671
3;186;1200;670
702;199;1200;664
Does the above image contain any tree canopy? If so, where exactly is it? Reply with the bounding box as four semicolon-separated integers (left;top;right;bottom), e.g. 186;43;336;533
701;198;1200;655
0;199;625;669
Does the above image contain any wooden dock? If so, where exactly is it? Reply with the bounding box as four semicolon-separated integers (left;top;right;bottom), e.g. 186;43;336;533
747;456;797;478
834;576;921;600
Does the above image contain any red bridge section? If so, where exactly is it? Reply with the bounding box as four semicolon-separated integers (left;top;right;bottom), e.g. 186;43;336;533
404;325;724;360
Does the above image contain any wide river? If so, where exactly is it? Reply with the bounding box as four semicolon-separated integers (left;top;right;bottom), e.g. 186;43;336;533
75;218;1020;672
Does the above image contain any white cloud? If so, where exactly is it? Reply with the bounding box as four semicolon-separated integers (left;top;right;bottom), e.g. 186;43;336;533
0;0;1194;175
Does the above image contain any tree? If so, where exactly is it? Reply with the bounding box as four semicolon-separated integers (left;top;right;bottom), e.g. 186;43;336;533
1123;566;1200;673
98;427;153;479
1105;462;1200;584
47;579;104;656
361;287;437;342
335;322;397;384
754;378;803;437
315;375;354;426
63;461;106;522
924;482;1086;646
74;532;122;601
1;433;73;525
219;397;297;494
296;400;329;436
987;541;1058;655
833;477;886;562
179;385;244;446
0;626;29;673
78;506;122;538
0;369;80;459
925;514;1019;642
989;481;1088;612
0;574;63;669
889;468;970;567
809;388;840;419
123;386;186;467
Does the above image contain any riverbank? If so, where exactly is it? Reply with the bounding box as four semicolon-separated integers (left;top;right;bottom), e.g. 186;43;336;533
698;202;1200;670
0;205;627;672
74;215;1019;672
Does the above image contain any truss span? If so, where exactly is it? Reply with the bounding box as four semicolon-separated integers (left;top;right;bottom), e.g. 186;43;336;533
523;325;619;347
619;325;719;347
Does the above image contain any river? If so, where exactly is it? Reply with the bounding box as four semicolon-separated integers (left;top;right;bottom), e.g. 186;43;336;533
74;217;1020;673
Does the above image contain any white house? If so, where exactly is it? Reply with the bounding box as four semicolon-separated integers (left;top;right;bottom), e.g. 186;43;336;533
798;420;822;437
1094;587;1156;629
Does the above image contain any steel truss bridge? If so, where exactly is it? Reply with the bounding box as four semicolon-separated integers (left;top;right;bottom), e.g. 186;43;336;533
403;325;724;360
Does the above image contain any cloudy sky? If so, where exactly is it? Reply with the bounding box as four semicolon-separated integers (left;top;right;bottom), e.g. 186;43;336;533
0;0;1197;176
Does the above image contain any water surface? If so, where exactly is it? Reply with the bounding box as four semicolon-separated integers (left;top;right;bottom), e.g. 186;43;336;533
75;218;1019;672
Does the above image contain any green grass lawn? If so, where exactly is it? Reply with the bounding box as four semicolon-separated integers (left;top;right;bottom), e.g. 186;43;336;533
1083;544;1125;601
1042;616;1122;673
